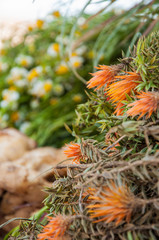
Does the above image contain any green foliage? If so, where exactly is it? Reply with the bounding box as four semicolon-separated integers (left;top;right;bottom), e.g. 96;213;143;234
133;31;159;91
0;0;158;147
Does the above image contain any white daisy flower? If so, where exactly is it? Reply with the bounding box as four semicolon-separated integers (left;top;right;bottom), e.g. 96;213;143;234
27;66;43;82
55;61;69;75
30;81;45;97
53;84;64;96
43;79;53;93
2;89;20;102
7;67;28;87
10;67;28;78
69;56;84;68
30;79;52;97
15;54;34;67
47;43;60;57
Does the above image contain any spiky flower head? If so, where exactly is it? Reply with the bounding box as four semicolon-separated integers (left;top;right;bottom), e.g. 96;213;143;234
127;91;159;120
107;72;141;103
37;214;71;240
64;142;83;164
87;65;122;91
87;182;135;226
114;102;124;116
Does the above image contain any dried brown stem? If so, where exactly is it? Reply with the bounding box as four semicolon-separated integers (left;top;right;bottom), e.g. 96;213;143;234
55;163;92;169
113;224;159;234
138;198;159;205
111;157;159;174
72;16;117;50
143;16;159;37
84;5;109;25
77;156;159;187
105;135;126;152
54;161;127;172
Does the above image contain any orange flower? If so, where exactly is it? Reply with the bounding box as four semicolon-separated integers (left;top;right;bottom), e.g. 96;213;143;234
87;65;120;91
107;72;141;103
114;102;125;116
37;214;71;240
64;142;83;164
105;132;120;155
87;182;134;226
127;91;159;120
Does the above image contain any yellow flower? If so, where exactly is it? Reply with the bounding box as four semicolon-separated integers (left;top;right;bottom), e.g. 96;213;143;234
15;55;33;67
73;61;81;68
27;69;39;81
54;84;64;95
11;112;19;122
47;43;60;57
7;78;13;85
50;98;58;105
53;43;59;52
70;56;83;69
71;52;78;57
72;94;83;103
36;19;44;29
9;86;17;91
75;30;81;37
3;95;9;101
21;59;28;67
52;11;60;18
28;25;33;31
0;48;6;56
55;64;69;75
80;23;88;30
44;82;52;92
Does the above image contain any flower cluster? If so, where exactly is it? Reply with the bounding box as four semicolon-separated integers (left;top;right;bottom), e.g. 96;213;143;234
0;13;95;145
87;65;158;119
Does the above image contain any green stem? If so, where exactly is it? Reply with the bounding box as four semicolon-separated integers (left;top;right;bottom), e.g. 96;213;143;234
3;206;48;239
